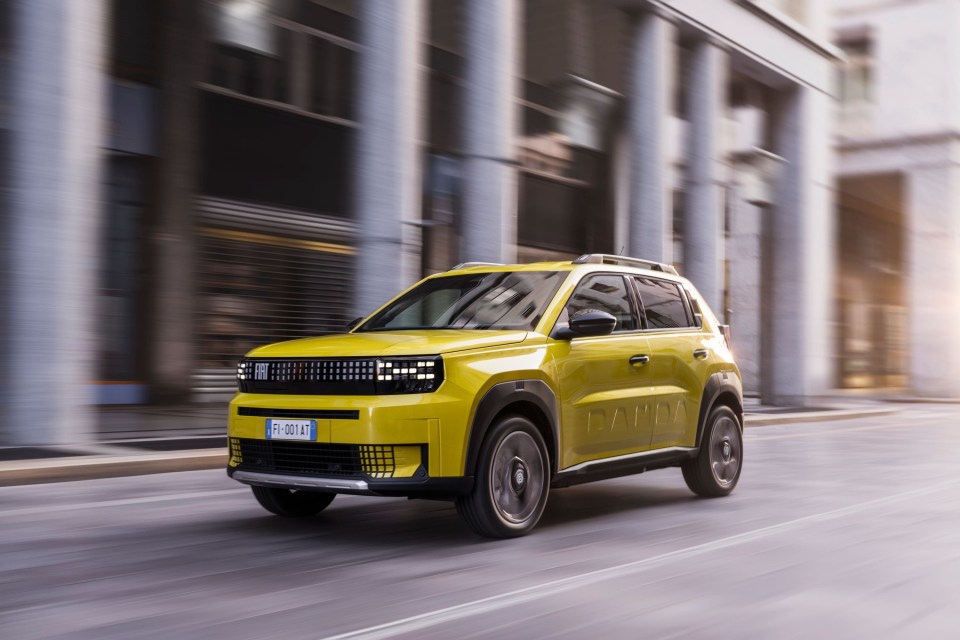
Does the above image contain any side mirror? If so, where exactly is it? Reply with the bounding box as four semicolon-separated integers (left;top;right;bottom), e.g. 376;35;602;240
555;309;618;339
346;317;365;331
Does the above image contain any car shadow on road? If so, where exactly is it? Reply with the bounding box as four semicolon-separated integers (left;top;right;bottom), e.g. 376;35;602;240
222;478;697;546
537;480;696;531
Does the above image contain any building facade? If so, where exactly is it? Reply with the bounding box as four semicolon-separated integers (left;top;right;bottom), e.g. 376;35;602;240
833;0;960;397
0;0;837;445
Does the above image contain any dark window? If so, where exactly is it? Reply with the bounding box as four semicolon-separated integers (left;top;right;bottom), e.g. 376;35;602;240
111;0;160;82
208;26;294;103
309;37;353;119
0;0;11;54
359;271;566;332
837;39;873;104
558;274;637;332
518;174;585;254
199;91;350;214
633;277;692;329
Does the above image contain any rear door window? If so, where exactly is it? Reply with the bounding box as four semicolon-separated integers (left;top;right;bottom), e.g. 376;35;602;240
632;277;693;330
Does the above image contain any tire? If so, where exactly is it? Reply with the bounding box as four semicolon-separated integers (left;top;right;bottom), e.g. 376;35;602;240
682;405;743;497
456;415;550;539
251;486;336;517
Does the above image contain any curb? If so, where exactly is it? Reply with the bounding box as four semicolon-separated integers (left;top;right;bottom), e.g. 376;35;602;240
0;449;226;487
744;407;896;427
1;407;898;486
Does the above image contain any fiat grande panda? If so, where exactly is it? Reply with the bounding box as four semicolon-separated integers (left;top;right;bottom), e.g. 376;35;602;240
228;254;743;538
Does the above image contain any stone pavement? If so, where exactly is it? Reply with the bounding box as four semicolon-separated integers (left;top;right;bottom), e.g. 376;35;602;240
0;401;899;486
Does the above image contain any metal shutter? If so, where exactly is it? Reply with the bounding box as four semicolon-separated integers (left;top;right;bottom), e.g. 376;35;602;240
194;197;355;400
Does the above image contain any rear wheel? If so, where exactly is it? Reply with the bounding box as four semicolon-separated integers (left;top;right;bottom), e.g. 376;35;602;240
682;405;742;497
456;415;550;538
251;486;336;517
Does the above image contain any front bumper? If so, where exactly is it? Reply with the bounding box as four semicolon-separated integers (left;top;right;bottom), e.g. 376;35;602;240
227;466;473;498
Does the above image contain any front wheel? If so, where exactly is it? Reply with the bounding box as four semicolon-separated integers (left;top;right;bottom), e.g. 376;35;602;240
682;405;743;497
251;486;336;517
456;415;550;538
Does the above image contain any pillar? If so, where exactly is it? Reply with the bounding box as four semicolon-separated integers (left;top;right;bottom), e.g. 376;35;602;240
905;164;960;397
354;0;424;316
627;8;676;263
767;85;834;406
728;185;763;396
683;38;728;313
8;0;108;444
460;0;519;264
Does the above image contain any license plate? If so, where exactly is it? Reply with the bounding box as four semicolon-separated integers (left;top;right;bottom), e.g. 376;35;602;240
265;419;317;441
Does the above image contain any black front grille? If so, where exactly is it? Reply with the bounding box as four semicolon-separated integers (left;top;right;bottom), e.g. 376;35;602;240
234;438;365;477
237;356;444;395
238;359;377;395
231;438;403;478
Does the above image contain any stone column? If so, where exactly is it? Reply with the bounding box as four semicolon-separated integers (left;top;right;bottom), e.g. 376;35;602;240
460;0;519;264
766;85;834;406
627;8;676;263
683;38;728;313
727;185;763;397
354;0;424;316
8;0;108;445
905;164;960;397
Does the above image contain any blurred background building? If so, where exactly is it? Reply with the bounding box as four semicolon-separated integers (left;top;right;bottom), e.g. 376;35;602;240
4;0;931;447
832;0;960;398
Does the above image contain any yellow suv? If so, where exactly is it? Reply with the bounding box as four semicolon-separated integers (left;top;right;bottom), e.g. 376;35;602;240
228;254;743;538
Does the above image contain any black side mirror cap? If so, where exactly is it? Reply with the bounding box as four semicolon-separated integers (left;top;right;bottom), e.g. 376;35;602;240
554;309;618;340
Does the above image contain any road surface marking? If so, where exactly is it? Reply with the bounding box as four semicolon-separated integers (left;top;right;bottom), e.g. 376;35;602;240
0;488;246;518
318;479;960;640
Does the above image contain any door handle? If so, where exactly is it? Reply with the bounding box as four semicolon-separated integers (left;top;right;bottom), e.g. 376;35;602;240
693;349;708;360
629;355;650;366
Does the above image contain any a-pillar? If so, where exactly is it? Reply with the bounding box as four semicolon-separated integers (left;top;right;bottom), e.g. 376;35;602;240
683;38;728;313
460;0;520;264
766;85;834;406
354;0;424;316
8;0;108;444
627;8;677;263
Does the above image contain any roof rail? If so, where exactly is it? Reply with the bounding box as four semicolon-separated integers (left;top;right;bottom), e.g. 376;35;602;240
572;254;679;276
452;261;505;270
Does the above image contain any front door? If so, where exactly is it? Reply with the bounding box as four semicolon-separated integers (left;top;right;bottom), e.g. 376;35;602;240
552;274;655;469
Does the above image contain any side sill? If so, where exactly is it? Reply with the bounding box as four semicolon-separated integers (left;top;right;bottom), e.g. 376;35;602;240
552;447;697;489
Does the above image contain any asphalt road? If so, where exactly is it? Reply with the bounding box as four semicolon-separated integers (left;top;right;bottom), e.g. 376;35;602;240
2;405;959;640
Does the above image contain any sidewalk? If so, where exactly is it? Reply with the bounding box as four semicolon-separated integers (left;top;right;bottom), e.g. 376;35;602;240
0;402;898;487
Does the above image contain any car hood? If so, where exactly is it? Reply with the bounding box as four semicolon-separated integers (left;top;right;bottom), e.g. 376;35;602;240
246;330;531;358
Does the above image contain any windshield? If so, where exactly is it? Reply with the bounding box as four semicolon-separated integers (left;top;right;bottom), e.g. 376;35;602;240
358;271;567;332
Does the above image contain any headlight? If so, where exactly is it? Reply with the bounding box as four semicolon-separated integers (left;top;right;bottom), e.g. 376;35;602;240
375;357;444;394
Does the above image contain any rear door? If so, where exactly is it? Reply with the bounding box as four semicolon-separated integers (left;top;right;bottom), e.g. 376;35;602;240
630;276;709;449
